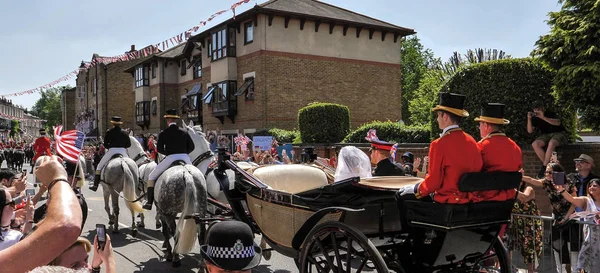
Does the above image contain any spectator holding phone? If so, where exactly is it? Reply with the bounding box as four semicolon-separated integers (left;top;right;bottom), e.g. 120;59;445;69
0;168;27;197
0;155;82;273
556;178;600;272
522;162;577;273
527;101;568;178
49;235;116;273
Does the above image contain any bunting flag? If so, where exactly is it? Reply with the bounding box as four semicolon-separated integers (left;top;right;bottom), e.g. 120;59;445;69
390;143;398;161
0;0;252;98
53;125;85;163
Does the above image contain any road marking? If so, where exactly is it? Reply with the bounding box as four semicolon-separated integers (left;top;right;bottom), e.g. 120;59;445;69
115;221;202;263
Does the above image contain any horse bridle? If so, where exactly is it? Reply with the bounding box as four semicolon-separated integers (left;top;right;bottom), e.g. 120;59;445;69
192;151;214;166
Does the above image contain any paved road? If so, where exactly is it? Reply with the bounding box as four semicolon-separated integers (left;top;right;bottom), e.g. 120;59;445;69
21;161;297;273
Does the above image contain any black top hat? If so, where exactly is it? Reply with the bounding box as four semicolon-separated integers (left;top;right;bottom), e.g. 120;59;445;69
431;92;469;117
200;221;261;271
163;109;180;119
39;129;46;135
474;103;510;125
110;116;123;125
402;152;414;163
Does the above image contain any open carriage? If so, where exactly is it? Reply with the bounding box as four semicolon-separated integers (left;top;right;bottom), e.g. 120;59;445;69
200;149;521;273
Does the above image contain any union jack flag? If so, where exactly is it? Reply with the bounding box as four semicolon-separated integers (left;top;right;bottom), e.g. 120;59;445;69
365;129;379;142
53;126;85;163
390;143;398;161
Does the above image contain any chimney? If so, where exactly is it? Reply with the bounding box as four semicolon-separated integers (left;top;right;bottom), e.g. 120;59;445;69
130;45;136;52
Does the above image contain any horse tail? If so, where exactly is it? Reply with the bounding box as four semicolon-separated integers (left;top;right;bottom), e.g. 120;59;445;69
174;169;198;254
122;160;144;214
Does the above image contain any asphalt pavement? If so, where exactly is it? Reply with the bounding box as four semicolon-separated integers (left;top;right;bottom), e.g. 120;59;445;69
20;161;297;273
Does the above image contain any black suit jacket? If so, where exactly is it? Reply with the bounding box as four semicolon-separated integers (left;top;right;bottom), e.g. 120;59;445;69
373;158;405;176
157;124;195;155
103;127;131;149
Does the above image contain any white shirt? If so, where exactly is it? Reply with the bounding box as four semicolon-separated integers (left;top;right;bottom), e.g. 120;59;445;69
168;122;177;127
0;229;23;251
440;125;460;137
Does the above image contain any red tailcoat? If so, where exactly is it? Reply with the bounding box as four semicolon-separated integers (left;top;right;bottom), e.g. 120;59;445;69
33;136;52;162
416;128;483;204
473;133;522;202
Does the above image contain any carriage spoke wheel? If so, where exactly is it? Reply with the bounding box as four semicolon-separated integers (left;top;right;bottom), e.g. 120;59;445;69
469;239;509;273
300;221;389;273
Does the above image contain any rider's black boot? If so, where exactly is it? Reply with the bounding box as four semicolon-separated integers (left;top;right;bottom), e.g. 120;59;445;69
90;174;100;192
143;187;154;210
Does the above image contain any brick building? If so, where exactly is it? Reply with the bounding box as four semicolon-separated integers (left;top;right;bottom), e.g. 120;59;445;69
124;43;201;135
0;98;43;140
74;46;151;138
60;87;76;130
120;0;414;144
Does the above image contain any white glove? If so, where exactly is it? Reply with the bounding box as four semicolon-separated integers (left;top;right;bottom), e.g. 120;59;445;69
398;183;418;196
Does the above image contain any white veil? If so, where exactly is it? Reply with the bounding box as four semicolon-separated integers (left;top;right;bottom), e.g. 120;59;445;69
334;146;372;182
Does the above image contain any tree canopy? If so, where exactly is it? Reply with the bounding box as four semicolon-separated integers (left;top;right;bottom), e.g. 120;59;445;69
30;86;68;128
400;36;436;125
532;0;600;130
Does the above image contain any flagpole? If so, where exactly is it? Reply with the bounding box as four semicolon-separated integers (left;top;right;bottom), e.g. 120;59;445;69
70;157;81;189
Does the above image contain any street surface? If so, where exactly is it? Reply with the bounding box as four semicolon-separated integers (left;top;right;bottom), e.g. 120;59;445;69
20;161;297;273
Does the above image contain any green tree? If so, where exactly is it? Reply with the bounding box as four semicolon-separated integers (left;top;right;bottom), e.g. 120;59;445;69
532;0;600;130
408;49;510;126
400;36;436;125
9;120;19;139
31;86;67;128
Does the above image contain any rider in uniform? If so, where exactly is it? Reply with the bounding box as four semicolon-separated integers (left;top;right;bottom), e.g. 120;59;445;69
369;139;405;176
143;109;195;210
90;116;131;192
473;103;522;202
31;129;52;173
396;93;482;217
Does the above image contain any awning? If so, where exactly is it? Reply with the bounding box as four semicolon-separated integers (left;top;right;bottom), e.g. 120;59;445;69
185;84;201;97
234;78;254;96
202;86;216;104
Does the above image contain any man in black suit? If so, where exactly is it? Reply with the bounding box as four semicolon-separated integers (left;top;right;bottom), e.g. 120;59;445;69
90;116;131;191
143;109;195;210
369;138;405;176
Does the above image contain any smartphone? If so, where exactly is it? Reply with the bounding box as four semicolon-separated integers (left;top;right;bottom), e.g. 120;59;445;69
96;224;107;250
12;196;24;205
25;189;35;197
553;171;566;186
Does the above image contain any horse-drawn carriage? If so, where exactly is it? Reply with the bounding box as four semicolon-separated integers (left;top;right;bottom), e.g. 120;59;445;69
193;148;521;273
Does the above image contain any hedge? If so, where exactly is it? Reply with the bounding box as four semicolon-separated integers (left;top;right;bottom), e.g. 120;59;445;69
431;58;576;144
298;102;350;143
253;128;300;144
343;121;431;143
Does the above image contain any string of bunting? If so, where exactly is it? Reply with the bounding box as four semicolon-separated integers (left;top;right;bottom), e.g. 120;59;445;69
0;0;251;98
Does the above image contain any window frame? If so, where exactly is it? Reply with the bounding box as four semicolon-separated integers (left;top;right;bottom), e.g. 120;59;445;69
180;59;187;76
210;27;236;62
135;101;151;124
135;65;150;88
211;80;237;114
244;21;254;45
193;57;202;79
152;62;157;78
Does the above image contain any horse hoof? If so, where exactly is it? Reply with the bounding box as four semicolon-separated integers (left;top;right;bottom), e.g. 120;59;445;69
132;229;138;238
137;222;145;228
263;251;272;261
165;254;173;262
172;260;182;268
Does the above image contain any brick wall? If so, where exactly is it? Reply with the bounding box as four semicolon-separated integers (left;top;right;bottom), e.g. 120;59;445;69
201;52;402;132
61;88;76;130
295;143;600;216
105;60;137;132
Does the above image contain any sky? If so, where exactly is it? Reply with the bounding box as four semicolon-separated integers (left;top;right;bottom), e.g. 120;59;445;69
0;0;561;109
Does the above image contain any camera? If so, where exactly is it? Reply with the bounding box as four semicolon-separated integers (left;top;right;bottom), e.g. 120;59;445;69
529;111;537;117
26;189;35;197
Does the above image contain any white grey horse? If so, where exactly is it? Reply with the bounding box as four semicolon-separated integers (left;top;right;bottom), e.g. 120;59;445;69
148;121;208;268
100;154;144;236
126;135;161;229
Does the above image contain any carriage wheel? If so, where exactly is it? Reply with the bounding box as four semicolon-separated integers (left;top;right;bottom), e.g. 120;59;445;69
471;239;509;273
299;221;389;273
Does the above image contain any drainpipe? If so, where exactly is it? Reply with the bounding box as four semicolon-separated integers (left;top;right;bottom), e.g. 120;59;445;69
103;64;108;135
95;61;99;137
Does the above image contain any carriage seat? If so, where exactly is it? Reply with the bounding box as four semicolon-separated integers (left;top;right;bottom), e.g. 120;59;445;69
252;165;328;194
404;171;521;230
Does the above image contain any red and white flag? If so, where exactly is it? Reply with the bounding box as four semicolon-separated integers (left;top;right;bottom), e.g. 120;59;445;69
53;126;85;163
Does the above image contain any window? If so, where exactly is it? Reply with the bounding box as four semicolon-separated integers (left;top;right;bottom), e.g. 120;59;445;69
234;77;254;101
151;100;157;115
180;59;187;75
211;81;237;114
93;78;97;96
135;65;149;87
211;27;236;61
207;38;212;58
152;62;157;78
193;58;202;79
135;101;150;125
244;22;254;44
